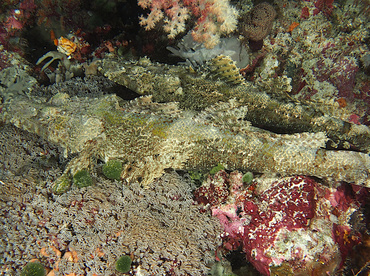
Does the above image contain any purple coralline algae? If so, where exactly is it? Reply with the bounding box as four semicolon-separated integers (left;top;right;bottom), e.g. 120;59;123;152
195;170;367;275
309;52;359;101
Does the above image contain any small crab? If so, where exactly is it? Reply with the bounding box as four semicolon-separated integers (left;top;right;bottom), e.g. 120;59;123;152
55;36;77;57
36;50;83;83
36;33;88;73
36;51;68;72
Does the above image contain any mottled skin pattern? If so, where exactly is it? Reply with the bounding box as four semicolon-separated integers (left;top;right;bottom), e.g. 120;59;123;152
100;57;370;153
1;73;370;189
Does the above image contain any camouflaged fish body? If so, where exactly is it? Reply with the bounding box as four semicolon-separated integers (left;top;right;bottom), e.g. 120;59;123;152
1;88;370;188
100;57;370;154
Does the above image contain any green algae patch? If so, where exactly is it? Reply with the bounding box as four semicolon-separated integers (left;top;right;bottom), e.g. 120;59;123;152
115;254;132;273
242;171;254;184
20;262;46;276
102;159;123;180
73;170;93;188
52;174;72;194
210;163;225;175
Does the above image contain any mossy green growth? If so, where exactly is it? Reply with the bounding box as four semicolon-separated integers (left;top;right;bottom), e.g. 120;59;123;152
20;262;46;276
189;170;205;187
52;174;72;194
102;159;123;180
115;254;132;273
242;171;253;185
209;163;225;175
73;169;92;188
209;260;237;276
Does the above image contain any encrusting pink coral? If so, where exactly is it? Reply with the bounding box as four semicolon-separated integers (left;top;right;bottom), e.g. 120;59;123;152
194;171;366;275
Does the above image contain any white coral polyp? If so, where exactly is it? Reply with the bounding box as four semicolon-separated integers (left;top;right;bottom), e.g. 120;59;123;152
163;7;189;38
